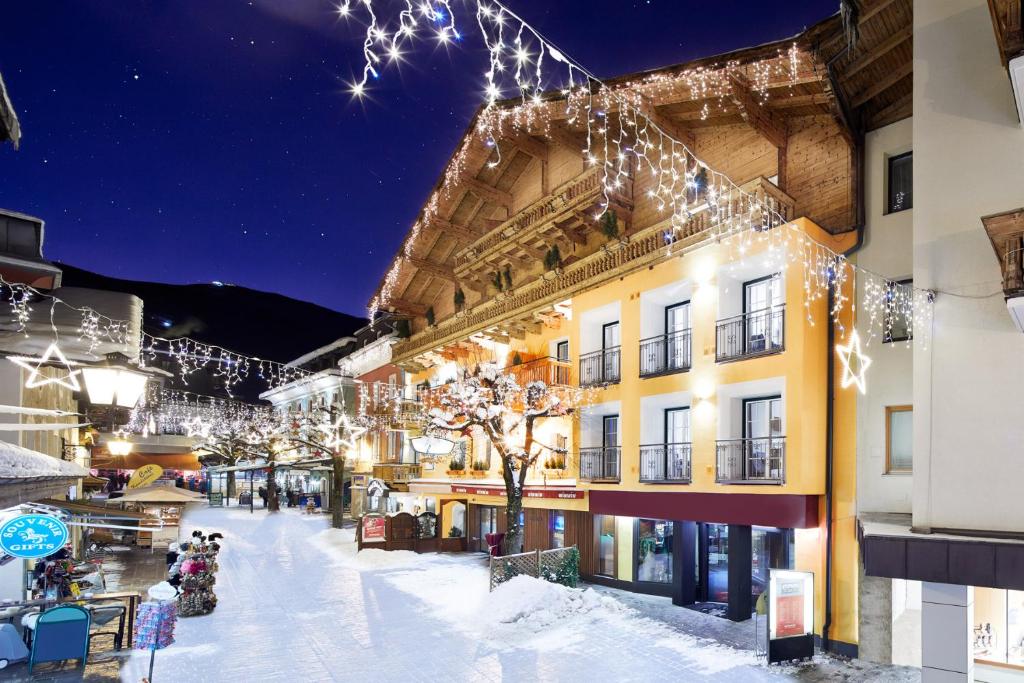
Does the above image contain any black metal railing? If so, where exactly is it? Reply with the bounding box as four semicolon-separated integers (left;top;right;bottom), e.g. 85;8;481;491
715;306;785;362
715;437;786;484
639;329;692;377
579;348;621;386
579;446;620;481
639;443;692;483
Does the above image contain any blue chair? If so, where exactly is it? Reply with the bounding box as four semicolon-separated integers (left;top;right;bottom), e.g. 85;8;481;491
28;605;91;673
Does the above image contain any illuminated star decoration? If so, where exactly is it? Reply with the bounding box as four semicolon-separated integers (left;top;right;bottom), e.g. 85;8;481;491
185;416;211;439
325;414;366;453
836;329;872;394
7;343;82;391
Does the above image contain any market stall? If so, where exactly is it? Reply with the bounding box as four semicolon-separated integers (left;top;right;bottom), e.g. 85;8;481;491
104;487;203;548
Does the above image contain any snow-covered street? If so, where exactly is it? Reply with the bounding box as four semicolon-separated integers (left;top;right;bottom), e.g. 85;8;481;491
121;505;918;682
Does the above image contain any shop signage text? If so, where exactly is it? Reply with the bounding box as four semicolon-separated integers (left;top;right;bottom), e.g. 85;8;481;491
128;464;164;489
0;514;70;559
450;485;584;500
361;515;386;543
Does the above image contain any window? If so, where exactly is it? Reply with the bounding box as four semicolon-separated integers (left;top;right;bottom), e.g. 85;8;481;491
555;340;569;362
596;514;617;577
884;278;913;343
887;151;912;213
743;275;784;353
886;405;913;473
974;587;1024;667
449;441;467;470
550;511;565;549
637;519;673;583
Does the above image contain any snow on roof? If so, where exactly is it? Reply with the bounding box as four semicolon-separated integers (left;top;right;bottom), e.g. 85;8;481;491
0;439;88;481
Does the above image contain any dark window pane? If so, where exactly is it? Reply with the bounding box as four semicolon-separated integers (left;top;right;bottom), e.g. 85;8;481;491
888;152;912;213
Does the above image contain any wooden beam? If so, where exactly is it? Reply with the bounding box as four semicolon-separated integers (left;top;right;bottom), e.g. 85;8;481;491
405;256;458;282
850;60;912;107
425;217;481;245
634;96;696;148
728;72;788;149
464;177;512;208
515;242;546;260
388;298;427;316
506;133;549;161
460;278;488;295
865;91;912;128
543;123;589;154
859;0;899;26
767;93;832;109
842;25;912;78
554;217;588;245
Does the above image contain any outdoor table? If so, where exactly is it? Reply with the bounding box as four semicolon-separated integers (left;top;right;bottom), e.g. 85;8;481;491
0;591;143;651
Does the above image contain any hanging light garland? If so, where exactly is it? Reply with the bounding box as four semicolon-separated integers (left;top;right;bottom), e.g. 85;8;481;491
347;1;935;360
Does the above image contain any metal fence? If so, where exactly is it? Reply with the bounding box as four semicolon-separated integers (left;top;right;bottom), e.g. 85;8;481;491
489;546;580;591
715;436;786;483
579;347;621;386
579;446;620;481
639;443;692;482
639;329;692;377
715;306;785;362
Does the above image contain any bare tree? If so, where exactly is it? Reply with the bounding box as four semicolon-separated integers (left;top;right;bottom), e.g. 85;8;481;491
426;362;577;555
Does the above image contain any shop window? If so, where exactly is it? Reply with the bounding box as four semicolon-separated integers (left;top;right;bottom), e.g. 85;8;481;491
886;406;913;473
751;527;794;606
551;511;565;549
883;279;913;343
887;151;912;213
595;514;617;577
636;519;673;583
974;587;1024;667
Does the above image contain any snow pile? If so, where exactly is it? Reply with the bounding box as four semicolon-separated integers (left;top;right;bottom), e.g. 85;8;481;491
0;439;88;479
485;575;622;629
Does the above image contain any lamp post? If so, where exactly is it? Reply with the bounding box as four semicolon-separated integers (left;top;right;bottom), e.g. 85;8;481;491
81;353;150;457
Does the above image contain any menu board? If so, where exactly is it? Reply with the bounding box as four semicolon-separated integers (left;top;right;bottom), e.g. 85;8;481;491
769;569;814;640
362;515;386;543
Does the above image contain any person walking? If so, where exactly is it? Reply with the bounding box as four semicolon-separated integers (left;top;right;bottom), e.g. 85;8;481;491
258;485;267;508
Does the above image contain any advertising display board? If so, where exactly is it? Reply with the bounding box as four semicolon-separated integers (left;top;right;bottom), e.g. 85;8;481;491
361;515;386;543
0;514;70;559
767;568;815;663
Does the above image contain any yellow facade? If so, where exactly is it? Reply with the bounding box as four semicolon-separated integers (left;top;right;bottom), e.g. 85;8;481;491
397;218;860;649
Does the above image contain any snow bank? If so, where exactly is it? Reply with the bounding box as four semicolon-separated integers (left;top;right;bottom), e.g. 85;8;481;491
486;575;621;628
0;439;88;479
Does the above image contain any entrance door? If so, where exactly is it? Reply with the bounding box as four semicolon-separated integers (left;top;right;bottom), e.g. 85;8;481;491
744;396;782;479
665;302;690;370
702;523;729;604
478;506;497;553
743;275;782;352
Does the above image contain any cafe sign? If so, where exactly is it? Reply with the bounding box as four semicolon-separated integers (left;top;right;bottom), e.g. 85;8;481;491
0;514;70;559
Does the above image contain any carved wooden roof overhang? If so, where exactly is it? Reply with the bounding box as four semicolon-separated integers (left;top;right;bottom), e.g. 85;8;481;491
989;0;1024;67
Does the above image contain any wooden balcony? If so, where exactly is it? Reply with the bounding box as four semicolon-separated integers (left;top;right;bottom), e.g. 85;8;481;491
393;177;794;365
982;208;1024;297
372;463;422;485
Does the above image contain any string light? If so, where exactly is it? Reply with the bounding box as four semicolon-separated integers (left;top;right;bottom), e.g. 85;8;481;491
348;0;935;363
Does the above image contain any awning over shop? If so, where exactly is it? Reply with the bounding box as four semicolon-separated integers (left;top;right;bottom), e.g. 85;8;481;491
106;486;205;505
91;452;203;471
39;498;152;520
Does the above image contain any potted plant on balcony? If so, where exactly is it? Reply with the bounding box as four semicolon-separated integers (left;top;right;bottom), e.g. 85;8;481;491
599;210;629;252
453;287;466;312
542;453;567;478
425;306;436;327
543;244;563;279
469;460;489;477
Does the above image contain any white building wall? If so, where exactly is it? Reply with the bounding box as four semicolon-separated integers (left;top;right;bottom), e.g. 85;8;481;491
856;117;914;515
913;0;1024;533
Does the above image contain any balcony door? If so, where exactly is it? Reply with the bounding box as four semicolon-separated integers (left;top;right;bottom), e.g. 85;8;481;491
602;415;619;480
665;301;690;370
602;322;620;381
743;396;782;480
665;407;690;480
743;274;783;353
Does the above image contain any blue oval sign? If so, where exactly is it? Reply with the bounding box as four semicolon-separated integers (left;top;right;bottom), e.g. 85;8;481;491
0;514;69;559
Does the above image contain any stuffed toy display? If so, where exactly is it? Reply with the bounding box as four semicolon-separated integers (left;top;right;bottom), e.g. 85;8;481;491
171;528;223;617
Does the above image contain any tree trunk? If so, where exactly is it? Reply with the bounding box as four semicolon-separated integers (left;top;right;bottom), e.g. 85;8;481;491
226;470;236;500
502;488;524;555
331;453;346;529
266;465;279;512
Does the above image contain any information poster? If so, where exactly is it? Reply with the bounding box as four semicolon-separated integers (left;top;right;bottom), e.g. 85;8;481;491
768;568;814;639
362;515;386;543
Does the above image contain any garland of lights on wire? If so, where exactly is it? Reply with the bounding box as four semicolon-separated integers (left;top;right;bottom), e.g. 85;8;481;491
344;1;934;384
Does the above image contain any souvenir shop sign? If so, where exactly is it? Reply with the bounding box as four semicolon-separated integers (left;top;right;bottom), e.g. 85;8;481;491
450;484;585;500
0;514;69;559
767;569;815;664
361;515;386;543
128;464;164;489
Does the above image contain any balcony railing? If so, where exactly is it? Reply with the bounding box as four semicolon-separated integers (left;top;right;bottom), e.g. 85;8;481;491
579;348;621;387
579;446;620;482
509;356;573;387
372;463;422;484
715;437;786;484
639;329;692;377
639;443;692;483
715;305;785;362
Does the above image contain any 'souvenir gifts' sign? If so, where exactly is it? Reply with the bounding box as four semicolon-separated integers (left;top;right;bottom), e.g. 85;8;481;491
0;514;69;559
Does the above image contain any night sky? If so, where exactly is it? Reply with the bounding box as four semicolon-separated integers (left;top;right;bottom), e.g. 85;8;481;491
0;1;837;316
